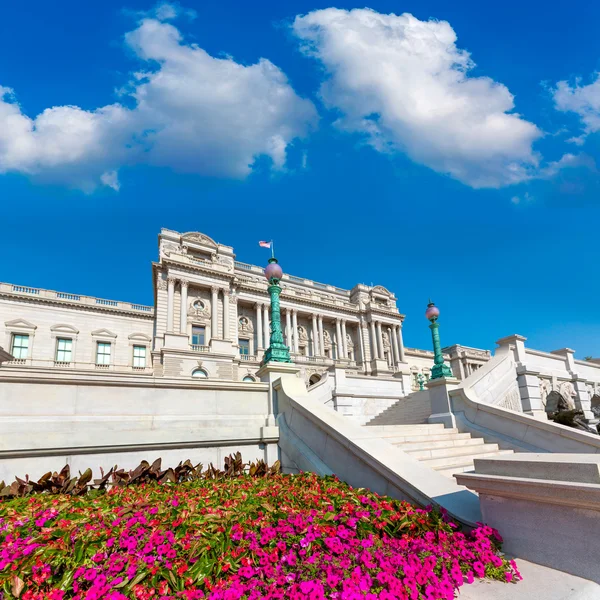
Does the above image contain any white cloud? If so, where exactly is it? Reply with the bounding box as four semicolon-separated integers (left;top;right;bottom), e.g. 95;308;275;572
292;8;542;188
0;15;316;191
553;74;600;140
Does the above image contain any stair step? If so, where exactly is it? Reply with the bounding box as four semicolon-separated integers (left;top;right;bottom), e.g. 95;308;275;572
384;432;469;444
402;438;485;455
425;448;513;469
437;463;480;478
365;424;446;434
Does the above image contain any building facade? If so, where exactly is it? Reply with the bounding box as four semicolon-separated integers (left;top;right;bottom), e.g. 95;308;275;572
0;229;488;391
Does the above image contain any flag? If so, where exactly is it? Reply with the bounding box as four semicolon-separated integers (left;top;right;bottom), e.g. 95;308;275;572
259;241;272;249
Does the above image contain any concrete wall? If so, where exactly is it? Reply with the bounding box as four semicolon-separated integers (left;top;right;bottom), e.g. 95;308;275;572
0;373;274;483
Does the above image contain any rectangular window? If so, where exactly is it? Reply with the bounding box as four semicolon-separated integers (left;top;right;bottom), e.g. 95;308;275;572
192;326;205;346
239;339;250;355
56;338;72;363
96;342;111;365
11;334;29;359
133;345;146;368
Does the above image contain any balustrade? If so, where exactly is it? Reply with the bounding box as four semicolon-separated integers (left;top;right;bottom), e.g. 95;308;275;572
190;344;211;353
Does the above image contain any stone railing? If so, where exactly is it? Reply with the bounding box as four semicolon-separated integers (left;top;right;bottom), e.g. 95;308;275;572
239;354;257;362
0;282;154;316
190;345;211;353
293;355;335;367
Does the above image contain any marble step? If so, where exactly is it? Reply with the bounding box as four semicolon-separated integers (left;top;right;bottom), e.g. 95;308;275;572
428;449;514;470
364;424;447;434
400;437;486;453
384;432;471;444
406;440;491;460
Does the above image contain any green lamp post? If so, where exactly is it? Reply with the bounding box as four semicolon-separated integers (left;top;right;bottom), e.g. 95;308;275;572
425;300;453;379
262;257;292;364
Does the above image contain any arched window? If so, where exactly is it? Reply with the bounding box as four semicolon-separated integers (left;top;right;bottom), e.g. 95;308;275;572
242;375;255;382
192;368;208;378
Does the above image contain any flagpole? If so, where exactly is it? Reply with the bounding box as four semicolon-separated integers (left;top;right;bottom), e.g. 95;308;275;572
271;240;274;259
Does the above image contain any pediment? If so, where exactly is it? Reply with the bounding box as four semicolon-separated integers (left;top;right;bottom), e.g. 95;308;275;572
371;285;392;297
128;332;152;342
182;232;218;250
91;328;117;338
5;318;37;331
50;323;80;334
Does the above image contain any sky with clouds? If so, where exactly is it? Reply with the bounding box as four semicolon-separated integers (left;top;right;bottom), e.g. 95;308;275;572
1;0;600;355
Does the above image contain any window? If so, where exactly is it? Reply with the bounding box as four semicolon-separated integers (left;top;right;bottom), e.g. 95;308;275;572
55;338;72;363
11;334;29;359
192;326;206;346
192;368;208;378
96;342;111;365
242;375;255;382
239;339;250;355
133;345;146;368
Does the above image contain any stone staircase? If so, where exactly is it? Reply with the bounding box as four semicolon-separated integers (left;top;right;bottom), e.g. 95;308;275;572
365;424;514;478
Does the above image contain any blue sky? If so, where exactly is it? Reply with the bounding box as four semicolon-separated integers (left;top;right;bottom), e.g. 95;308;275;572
1;1;600;356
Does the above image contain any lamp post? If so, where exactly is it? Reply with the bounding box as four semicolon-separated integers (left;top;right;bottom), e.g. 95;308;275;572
425;300;453;379
263;257;292;364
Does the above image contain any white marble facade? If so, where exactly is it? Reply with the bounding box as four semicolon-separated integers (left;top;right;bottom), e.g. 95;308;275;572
0;228;486;386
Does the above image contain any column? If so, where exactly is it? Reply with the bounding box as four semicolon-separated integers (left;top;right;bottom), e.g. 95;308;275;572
263;304;270;349
211;286;219;340
178;279;188;334
167;276;176;333
285;309;292;348
311;314;319;356
223;290;230;340
292;310;299;353
397;325;406;362
335;319;343;360
369;320;378;359
256;303;263;350
341;320;348;359
358;321;366;364
376;321;384;361
318;315;325;357
232;296;239;346
391;325;400;365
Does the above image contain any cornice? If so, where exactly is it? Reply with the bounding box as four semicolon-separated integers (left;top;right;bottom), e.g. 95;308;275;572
0;289;154;320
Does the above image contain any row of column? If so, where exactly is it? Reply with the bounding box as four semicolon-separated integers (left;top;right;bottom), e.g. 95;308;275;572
166;276;405;364
368;320;405;365
166;277;232;340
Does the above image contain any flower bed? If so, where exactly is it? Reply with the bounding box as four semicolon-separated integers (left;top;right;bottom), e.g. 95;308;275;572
0;465;520;600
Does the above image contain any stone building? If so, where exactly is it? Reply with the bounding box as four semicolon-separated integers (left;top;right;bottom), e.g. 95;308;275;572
0;228;487;391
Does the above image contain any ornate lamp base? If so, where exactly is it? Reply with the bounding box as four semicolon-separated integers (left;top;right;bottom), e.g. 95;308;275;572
263;342;291;364
431;362;453;380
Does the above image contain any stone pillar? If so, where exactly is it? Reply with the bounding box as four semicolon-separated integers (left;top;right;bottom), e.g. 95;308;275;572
397;325;406;362
211;286;219;340
516;366;547;419
391;325;400;365
341;320;348;359
167;276;176;333
256;303;263;350
223;290;230;340
369;320;378;359
358;321;367;365
179;279;188;334
311;314;319;356
376;321;384;361
318;315;325;356
263;304;270;349
285;309;292;348
232;295;239;346
427;376;460;428
335;319;343;360
292;310;299;353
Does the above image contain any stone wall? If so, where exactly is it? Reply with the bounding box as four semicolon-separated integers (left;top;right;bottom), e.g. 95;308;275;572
0;373;273;482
